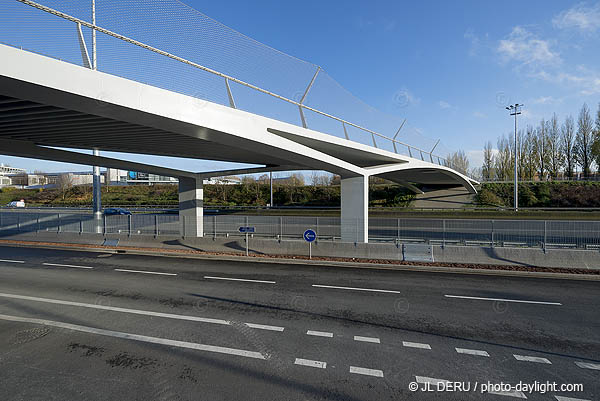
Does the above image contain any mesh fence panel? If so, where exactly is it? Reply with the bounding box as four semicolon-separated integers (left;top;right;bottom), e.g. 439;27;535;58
0;0;450;161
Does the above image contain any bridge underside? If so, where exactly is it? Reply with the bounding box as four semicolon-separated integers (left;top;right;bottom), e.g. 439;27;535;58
0;44;478;243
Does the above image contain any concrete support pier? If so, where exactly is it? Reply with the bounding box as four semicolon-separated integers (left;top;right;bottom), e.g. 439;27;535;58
341;175;368;243
179;176;203;237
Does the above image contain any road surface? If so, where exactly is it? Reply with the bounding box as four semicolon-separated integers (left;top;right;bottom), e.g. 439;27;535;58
0;244;597;400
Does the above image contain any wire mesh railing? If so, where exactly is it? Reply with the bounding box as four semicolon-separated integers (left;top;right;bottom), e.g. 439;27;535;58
1;211;600;250
1;0;450;164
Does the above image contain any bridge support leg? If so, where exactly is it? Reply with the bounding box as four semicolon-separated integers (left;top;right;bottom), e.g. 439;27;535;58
179;177;203;237
341;176;368;243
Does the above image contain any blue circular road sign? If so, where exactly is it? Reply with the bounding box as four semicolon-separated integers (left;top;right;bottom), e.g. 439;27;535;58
303;229;317;242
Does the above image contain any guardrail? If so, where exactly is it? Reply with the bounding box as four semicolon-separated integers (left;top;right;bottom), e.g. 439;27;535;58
1;211;599;250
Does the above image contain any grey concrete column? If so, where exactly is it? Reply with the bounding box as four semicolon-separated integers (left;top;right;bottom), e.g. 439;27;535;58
340;175;368;243
179;176;203;237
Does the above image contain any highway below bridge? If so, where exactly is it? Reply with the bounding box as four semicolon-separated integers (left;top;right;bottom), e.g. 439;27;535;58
0;244;598;400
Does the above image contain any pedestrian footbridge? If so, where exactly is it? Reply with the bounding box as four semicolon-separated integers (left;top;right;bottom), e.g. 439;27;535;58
0;1;477;242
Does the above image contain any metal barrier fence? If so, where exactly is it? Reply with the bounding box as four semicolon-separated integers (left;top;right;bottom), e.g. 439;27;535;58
1;211;599;250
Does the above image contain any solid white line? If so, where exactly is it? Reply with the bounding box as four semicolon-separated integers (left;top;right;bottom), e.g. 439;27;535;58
0;313;266;360
349;366;384;377
403;341;431;350
575;361;600;370
354;335;380;344
0;259;24;263
513;354;552;364
415;376;449;386
487;389;527;398
445;294;562;306
455;347;489;357
43;262;93;269
555;396;591;401
312;284;400;294
0;292;284;332
204;276;275;284
294;358;326;369
115;268;176;276
306;330;333;338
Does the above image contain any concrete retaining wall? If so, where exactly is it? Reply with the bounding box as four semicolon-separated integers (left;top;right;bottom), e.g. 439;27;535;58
1;232;599;270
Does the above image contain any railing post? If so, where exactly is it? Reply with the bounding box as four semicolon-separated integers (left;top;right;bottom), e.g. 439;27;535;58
103;214;106;235
154;215;158;237
442;219;446;248
213;215;217;239
491;219;494;248
279;216;283;240
17;213;20;232
128;214;132;237
57;213;61;233
79;215;83;234
397;218;400;241
543;220;547;252
37;214;40;233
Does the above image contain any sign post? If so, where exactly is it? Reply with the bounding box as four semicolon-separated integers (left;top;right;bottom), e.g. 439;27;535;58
239;226;255;256
303;229;317;259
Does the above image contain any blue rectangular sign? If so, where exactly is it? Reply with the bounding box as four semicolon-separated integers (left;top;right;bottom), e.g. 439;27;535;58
239;226;255;233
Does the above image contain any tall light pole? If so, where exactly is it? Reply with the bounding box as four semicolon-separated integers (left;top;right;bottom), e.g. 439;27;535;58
506;104;523;211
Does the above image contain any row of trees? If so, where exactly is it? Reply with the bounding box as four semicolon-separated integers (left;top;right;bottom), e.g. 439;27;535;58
482;103;600;181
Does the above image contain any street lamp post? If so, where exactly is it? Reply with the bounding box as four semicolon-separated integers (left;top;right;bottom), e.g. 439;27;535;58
506;104;523;211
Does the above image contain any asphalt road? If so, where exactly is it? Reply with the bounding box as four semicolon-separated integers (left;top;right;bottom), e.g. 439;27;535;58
0;244;598;401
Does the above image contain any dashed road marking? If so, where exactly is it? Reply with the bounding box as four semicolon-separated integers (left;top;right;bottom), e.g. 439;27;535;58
311;284;400;294
487;389;527;398
115;268;176;276
354;335;380;344
555;396;591;401
455;348;489;357
349;366;384;377
204;276;275;284
307;330;333;338
43;262;93;269
0;313;266;360
445;294;561;306
575;361;600;370
415;376;449;386
0;292;284;332
0;259;24;263
294;358;326;369
513;354;551;364
403;341;431;350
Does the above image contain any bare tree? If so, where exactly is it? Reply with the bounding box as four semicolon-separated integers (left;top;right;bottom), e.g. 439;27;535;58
495;135;511;180
522;126;538;181
592;103;600;172
547;113;563;179
560;115;576;179
56;173;73;201
446;150;469;175
535;119;550;181
575;103;594;178
482;141;495;181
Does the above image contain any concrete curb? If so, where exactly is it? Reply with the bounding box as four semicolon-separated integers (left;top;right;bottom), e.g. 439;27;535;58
1;240;598;281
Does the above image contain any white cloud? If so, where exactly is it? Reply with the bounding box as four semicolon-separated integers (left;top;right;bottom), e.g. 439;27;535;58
532;96;561;104
497;26;561;67
553;3;600;33
473;111;486;118
533;68;600;95
438;100;452;109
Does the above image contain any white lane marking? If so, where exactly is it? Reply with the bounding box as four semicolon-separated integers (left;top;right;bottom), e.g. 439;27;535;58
0;313;266;360
0;292;284;332
513;354;552;364
416;376;450;386
294;358;326;369
575;361;600;370
307;330;333;338
312;284;400;294
445;294;562;306
403;341;431;350
354;335;380;344
204;276;275;284
455;347;489;357
43;263;93;269
349;366;384;377
0;259;24;263
488;389;527;398
244;323;285;332
555;396;591;401
115;268;176;276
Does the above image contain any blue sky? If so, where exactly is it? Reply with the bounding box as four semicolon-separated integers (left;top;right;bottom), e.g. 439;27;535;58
2;0;600;173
